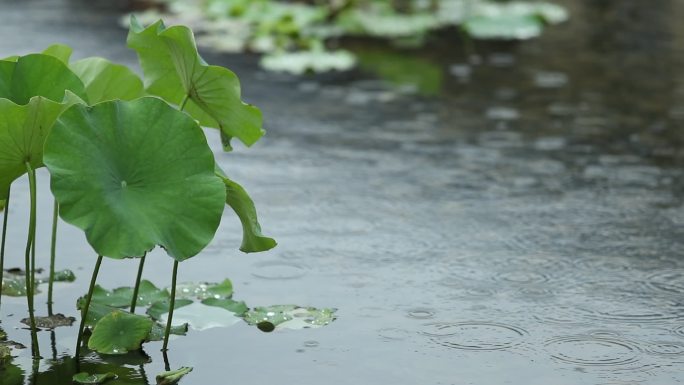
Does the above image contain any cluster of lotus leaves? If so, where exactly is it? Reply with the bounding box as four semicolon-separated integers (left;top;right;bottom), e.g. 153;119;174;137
0;18;276;260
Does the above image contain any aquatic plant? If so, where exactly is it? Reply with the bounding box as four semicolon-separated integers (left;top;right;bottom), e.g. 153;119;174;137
124;0;569;74
0;18;276;362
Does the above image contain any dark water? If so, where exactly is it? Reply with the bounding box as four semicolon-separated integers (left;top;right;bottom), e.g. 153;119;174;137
2;0;684;384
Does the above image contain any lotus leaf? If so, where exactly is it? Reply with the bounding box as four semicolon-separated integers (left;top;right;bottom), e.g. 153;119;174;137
87;310;153;354
43;97;226;260
127;16;264;150
0;54;87;104
215;167;276;253
70;57;145;103
156;367;193;385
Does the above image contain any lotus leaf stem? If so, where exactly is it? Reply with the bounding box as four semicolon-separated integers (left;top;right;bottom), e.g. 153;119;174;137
48;200;58;315
0;188;10;308
25;163;39;357
75;255;103;359
130;252;147;313
162;260;179;351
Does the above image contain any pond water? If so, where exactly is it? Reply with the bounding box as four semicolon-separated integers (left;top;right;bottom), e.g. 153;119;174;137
2;0;684;384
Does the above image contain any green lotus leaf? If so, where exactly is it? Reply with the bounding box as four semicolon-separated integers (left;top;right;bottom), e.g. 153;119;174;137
0;96;71;202
88;310;153;355
147;322;188;342
158;301;242;331
88;280;170;308
72;372;117;385
0;53;87;104
243;305;337;331
201;298;248;316
2;268;75;296
0;362;23;385
70;57;145;103
42;44;73;64
146;299;193;321
156;367;193;385
175;279;233;300
215;166;276;253
43;97;226;260
127;16;264;149
76;301;117;327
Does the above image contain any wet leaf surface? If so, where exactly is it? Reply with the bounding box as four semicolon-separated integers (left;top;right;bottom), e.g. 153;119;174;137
244;305;337;331
87;310;153;355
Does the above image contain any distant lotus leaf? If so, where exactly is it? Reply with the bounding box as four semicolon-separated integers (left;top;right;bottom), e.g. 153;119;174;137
127;16;264;150
43;97;226;260
0;53;87;104
175;279;234;300
89;280;170;308
42;44;73;64
72;372;117;385
0;96;72;202
260;49;356;75
244;305;337;331
215;167;276;253
463;15;543;40
88;310;153;354
70;57;145;103
156;367;193;385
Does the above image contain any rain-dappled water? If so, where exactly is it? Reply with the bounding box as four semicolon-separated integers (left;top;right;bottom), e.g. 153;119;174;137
2;0;684;384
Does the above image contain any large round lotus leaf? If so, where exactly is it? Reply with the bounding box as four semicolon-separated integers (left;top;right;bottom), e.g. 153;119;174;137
87;310;153;355
43;97;226;260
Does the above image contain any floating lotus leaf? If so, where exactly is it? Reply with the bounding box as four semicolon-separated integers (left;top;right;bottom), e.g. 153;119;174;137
1;268;75;296
88;310;153;355
70;57;145;103
43;97;226;260
156;367;193;385
0;53;87;104
88;280;170;308
215;167;276;253
158;301;242;331
244;305;337;331
147;322;188;342
175;279;233;300
127;16;264;150
201;298;248;315
72;372;117;385
146;299;193;321
463;14;543;40
0;96;72;202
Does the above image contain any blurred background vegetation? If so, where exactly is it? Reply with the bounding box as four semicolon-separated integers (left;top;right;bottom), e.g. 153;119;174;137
126;0;568;74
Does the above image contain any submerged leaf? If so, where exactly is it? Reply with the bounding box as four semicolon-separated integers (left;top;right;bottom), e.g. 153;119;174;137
127;16;264;149
88;311;153;355
159;301;242;331
20;313;75;329
72;372;117;385
244;305;336;331
44;97;226;260
215;167;276;253
156;367;193;385
70;57;145;103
